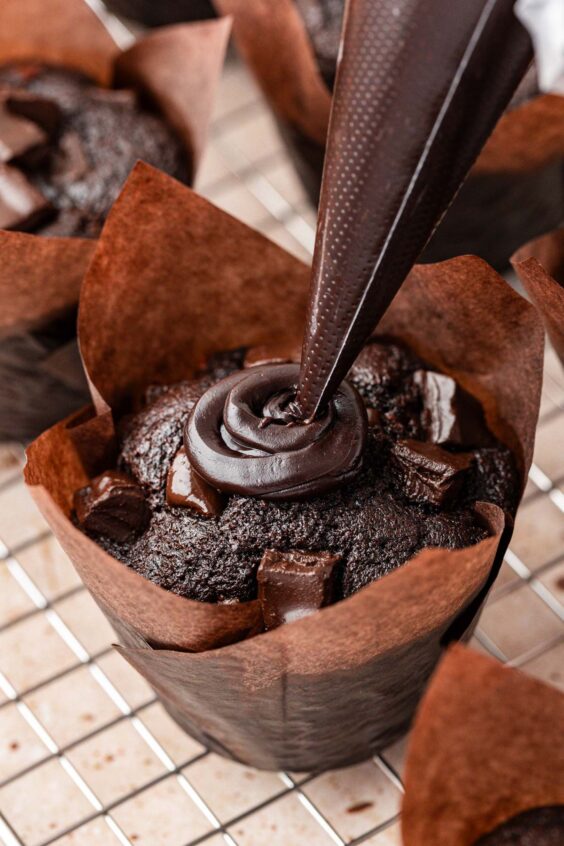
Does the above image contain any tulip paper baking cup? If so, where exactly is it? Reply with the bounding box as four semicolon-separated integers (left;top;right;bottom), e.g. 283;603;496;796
0;0;230;442
513;227;564;365
402;645;564;846
216;0;564;270
25;163;544;771
0;232;96;442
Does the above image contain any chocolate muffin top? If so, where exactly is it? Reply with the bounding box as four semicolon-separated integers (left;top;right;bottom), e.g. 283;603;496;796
0;63;190;237
76;339;518;608
474;806;564;846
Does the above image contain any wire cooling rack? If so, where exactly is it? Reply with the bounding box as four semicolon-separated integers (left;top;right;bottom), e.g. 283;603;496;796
0;11;563;846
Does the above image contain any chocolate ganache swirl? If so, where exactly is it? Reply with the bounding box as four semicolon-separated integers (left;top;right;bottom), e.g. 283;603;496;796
185;0;531;502
185;364;367;500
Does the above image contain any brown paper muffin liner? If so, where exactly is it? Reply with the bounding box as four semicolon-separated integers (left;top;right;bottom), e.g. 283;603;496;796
0;232;96;441
0;0;230;441
216;0;564;269
25;163;544;771
513;228;564;365
402;644;564;846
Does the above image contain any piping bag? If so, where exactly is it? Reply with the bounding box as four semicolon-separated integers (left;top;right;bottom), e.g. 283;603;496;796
187;0;534;499
295;0;534;420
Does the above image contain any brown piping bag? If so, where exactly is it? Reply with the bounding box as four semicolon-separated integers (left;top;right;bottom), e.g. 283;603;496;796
513;227;564;365
25;163;544;770
0;0;230;442
402;645;564;845
216;0;564;270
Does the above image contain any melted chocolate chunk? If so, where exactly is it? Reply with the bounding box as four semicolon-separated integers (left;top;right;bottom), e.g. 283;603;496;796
348;341;415;404
391;440;472;507
257;549;339;629
0;164;51;230
166;447;224;517
0;101;47;164
75;470;149;543
415;370;492;447
119;379;209;500
474;806;564;846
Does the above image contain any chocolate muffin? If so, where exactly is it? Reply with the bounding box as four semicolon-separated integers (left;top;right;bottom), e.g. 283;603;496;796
474;807;564;846
75;338;518;615
0;63;190;237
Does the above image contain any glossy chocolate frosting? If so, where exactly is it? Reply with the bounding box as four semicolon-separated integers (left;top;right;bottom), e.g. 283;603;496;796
185;363;367;499
186;0;532;499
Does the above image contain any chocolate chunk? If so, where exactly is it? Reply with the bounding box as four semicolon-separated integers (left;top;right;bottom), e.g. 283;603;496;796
74;470;150;543
166;446;224;517
0;164;52;230
391;439;472;507
415;370;492;447
348;341;409;402
257;549;340;629
0;102;47;164
244;342;301;368
51;132;89;184
7;92;62;138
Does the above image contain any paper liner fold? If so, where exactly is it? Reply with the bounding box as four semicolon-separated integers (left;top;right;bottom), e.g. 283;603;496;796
0;232;95;441
402;645;564;845
77;163;310;415
215;0;330;146
25;163;544;770
0;0;229;441
513;227;564;364
218;0;564;268
0;232;95;335
113;19;232;175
